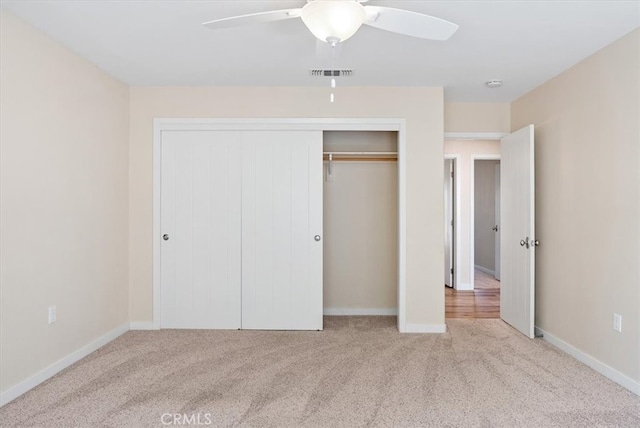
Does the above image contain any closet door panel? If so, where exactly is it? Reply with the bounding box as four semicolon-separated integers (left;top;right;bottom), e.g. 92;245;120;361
160;131;242;329
242;131;323;330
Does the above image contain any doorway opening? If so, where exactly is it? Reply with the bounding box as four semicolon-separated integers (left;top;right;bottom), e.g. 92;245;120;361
323;131;399;317
473;158;501;290
443;128;535;334
442;142;501;319
465;158;501;318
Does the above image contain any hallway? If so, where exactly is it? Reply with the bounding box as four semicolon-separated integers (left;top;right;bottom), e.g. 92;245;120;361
445;269;499;318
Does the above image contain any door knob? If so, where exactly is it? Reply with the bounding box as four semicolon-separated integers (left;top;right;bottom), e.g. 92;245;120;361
163;234;170;241
533;239;540;247
314;235;321;242
520;237;529;248
492;225;499;232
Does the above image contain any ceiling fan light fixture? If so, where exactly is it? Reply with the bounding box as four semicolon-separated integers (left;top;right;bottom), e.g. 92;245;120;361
301;0;366;43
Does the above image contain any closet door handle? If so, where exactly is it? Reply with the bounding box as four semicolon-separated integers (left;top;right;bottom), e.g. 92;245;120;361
314;235;321;242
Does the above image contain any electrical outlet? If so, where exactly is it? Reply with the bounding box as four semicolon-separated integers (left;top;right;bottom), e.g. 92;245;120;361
48;306;56;324
613;313;622;333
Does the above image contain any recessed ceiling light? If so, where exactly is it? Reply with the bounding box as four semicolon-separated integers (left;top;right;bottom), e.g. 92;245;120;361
485;80;503;88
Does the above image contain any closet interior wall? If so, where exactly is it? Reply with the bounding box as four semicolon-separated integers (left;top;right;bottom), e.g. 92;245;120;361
322;131;398;315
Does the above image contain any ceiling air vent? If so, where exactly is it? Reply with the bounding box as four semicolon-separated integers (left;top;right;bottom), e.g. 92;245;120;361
310;69;354;77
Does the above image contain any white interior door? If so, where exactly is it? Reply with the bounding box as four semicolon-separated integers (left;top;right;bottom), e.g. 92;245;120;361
241;131;323;330
160;131;242;329
500;125;535;338
444;159;453;287
494;163;501;281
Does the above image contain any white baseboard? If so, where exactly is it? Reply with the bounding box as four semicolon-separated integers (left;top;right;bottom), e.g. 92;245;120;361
535;326;640;396
402;323;447;333
129;321;157;330
456;282;474;291
474;265;495;276
323;307;397;316
0;322;129;407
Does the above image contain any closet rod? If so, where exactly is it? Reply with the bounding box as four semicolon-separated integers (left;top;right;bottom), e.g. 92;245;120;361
322;151;398;162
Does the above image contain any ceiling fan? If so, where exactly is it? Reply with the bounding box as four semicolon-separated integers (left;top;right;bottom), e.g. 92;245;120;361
203;0;459;46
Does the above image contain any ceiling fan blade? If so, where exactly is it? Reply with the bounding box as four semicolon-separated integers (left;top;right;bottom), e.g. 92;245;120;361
203;9;302;30
363;6;458;41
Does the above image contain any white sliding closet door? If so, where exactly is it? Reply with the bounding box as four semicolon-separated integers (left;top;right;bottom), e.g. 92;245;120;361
160;131;242;329
242;131;323;330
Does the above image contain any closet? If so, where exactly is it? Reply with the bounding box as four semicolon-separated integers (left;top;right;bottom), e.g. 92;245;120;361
158;127;399;330
323;131;398;315
160;130;323;330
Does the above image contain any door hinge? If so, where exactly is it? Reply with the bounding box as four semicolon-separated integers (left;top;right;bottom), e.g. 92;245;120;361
450;268;454;274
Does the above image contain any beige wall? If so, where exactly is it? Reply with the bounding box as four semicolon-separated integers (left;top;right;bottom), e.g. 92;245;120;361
445;103;510;133
129;86;445;327
0;11;130;394
474;160;499;272
444;140;500;289
323;132;398;312
512;29;640;382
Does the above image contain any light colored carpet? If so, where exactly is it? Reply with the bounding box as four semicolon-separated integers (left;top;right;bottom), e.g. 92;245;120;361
1;317;638;428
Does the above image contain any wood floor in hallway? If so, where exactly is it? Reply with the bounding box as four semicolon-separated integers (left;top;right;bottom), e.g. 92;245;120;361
445;269;500;319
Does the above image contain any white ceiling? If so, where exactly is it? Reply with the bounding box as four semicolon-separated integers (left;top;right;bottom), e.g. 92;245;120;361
2;0;639;102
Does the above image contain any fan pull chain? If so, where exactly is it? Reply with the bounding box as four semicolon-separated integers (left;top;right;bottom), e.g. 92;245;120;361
328;37;338;103
330;51;335;103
